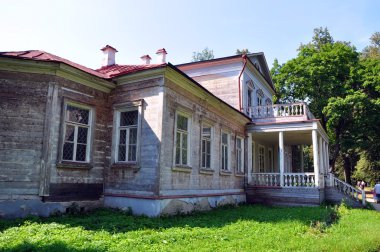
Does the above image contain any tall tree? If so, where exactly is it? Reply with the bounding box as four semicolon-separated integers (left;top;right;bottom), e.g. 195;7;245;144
271;28;380;184
192;47;214;62
236;49;251;55
272;28;358;128
361;32;380;59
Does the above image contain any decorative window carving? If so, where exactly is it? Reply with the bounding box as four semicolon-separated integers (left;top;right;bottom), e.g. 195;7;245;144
256;89;264;97
62;103;92;163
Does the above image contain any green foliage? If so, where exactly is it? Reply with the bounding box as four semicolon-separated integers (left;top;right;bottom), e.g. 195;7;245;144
191;47;214;62
311;27;334;49
361;32;380;59
235;48;251;55
0;205;379;251
353;152;380;186
272;28;380;183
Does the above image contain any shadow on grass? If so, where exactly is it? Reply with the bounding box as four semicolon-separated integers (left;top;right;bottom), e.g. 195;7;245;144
0;204;334;235
1;241;104;252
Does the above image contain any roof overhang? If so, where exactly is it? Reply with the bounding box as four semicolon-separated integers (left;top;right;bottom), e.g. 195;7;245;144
165;64;251;126
247;120;329;144
0;57;115;93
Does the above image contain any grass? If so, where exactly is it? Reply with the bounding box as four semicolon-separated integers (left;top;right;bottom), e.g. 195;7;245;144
0;204;379;252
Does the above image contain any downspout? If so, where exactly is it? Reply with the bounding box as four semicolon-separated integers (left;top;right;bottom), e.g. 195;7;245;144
237;54;248;111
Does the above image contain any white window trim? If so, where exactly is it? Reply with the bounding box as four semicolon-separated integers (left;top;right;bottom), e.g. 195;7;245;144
60;101;94;164
258;144;265;173
221;131;231;171
236;136;244;173
201;122;213;170
173;110;191;168
112;100;143;166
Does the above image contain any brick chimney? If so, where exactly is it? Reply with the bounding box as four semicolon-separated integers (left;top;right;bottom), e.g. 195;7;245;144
156;48;167;64
140;54;151;65
101;45;118;67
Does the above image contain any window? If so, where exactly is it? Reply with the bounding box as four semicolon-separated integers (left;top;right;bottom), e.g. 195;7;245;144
258;145;265;172
117;109;139;162
268;147;274;172
221;132;230;171
62;103;92;162
257;89;264;116
175;113;190;166
247;88;252;107
201;125;212;169
236;137;244;173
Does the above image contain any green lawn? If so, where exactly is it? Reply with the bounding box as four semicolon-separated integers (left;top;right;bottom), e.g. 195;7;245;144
0;204;379;252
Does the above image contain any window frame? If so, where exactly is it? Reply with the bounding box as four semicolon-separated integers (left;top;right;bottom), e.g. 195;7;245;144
258;145;265;172
221;131;231;171
112;100;143;167
173;111;191;167
201;122;213;170
59;101;94;164
236;136;244;173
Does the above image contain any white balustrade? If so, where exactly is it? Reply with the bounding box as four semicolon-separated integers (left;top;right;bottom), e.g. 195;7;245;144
251;173;280;186
246;103;313;120
252;172;317;187
283;173;315;187
332;175;366;206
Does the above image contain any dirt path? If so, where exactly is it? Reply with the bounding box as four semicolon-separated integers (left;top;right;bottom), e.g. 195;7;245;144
366;198;380;211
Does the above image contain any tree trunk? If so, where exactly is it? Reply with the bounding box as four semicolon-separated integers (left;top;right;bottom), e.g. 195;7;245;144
343;156;352;184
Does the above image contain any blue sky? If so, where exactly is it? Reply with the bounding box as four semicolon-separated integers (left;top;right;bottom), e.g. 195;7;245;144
1;0;379;69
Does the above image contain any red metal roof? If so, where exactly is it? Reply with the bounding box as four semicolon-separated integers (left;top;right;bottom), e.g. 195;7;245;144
0;50;165;79
0;50;108;78
96;63;166;78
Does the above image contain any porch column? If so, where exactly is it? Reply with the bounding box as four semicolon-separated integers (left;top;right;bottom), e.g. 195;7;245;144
312;129;320;187
279;131;284;187
300;145;304;172
247;133;253;184
319;136;324;188
322;140;327;174
326;142;330;173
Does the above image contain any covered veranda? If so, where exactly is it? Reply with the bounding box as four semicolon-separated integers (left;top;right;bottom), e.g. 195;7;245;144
246;120;329;189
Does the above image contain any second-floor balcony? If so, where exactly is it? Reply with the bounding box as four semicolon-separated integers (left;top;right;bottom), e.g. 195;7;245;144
245;102;315;123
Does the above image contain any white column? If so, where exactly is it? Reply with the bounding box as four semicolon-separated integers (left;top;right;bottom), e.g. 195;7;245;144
325;142;328;172
279;131;284;187
300;145;304;172
312;129;320;187
247;133;253;184
319;137;324;188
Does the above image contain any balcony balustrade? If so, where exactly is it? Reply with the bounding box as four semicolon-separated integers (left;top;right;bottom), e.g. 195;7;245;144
245;103;315;122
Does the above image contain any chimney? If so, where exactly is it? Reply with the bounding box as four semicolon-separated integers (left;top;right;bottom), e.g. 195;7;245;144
140;54;152;65
156;48;167;63
101;45;118;67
